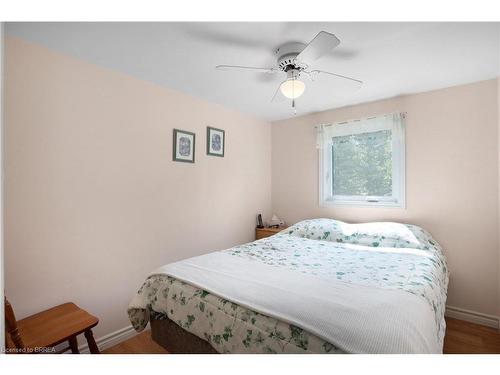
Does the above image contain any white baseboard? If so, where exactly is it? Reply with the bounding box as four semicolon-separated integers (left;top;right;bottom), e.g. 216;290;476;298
78;325;141;354
445;305;499;330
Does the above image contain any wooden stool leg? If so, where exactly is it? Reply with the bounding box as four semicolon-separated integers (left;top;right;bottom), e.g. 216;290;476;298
69;336;80;354
84;329;100;354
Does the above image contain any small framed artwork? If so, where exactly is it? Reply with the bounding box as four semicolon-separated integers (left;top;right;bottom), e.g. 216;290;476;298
173;129;195;163
206;126;225;157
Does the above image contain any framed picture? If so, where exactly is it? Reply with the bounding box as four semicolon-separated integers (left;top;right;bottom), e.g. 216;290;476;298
206;126;225;157
173;129;195;163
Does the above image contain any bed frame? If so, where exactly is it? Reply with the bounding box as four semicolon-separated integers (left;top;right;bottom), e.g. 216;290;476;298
150;316;217;354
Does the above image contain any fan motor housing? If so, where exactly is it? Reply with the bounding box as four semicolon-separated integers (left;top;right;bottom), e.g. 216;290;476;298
275;42;306;72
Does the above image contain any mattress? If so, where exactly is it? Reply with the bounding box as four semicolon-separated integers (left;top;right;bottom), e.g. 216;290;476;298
128;218;449;354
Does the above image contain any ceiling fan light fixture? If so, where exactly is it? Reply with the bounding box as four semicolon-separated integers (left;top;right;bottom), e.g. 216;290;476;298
215;31;363;108
280;78;305;99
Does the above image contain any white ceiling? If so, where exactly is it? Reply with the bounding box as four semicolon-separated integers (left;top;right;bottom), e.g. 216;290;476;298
6;22;500;121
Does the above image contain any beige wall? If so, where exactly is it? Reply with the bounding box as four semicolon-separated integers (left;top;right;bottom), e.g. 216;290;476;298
272;80;499;316
4;36;272;338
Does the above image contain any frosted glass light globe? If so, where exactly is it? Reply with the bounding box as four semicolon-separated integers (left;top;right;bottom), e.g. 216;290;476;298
280;79;305;99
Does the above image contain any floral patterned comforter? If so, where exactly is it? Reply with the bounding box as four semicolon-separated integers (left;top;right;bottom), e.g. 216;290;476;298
128;219;449;354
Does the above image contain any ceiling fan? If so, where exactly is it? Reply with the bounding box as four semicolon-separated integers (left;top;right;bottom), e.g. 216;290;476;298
215;31;363;113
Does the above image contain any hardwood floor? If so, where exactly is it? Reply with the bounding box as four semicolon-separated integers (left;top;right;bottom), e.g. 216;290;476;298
103;330;167;354
103;318;500;354
443;318;500;354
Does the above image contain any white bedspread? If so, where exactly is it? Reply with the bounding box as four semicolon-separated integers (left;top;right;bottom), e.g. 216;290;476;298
153;250;441;354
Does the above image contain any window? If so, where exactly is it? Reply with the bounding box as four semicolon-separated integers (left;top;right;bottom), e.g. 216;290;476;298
318;113;405;207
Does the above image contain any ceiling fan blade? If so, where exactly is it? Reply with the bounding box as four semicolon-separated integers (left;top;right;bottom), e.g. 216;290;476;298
309;70;363;90
216;64;277;73
295;31;340;67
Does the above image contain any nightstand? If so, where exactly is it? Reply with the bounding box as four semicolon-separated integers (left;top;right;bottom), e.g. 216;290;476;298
255;227;287;240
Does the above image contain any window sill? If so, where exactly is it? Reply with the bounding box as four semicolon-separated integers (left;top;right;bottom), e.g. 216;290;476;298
320;199;405;209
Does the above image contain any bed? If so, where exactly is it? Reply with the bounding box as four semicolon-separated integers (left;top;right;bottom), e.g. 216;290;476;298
128;218;449;354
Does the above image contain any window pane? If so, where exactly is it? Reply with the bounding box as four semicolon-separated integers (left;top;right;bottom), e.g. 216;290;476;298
332;130;392;197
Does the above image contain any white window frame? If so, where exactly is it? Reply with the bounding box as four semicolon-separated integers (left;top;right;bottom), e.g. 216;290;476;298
318;113;406;208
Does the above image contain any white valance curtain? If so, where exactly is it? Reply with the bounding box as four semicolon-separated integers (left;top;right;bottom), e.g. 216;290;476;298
316;112;406;149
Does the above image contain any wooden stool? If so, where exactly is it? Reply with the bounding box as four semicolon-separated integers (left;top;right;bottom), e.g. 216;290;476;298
4;297;100;354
